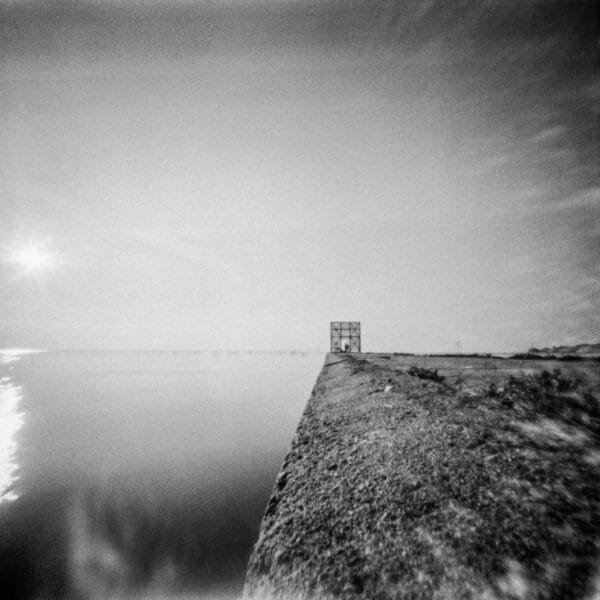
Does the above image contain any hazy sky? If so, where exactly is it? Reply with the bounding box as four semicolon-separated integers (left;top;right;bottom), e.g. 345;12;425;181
1;0;598;352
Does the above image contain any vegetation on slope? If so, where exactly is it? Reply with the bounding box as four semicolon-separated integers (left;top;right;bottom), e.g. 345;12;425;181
245;354;600;600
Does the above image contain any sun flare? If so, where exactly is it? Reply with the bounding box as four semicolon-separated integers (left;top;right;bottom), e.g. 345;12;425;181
5;243;57;275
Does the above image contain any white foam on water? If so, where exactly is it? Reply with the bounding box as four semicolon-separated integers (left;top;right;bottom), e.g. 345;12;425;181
0;348;44;365
0;376;24;504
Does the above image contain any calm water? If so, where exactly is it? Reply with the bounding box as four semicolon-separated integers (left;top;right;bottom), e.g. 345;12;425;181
0;350;324;600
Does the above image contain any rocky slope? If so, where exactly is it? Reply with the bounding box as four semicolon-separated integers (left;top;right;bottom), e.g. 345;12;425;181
244;353;600;600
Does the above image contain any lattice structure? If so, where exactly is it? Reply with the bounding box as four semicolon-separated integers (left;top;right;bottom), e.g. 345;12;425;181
330;322;361;353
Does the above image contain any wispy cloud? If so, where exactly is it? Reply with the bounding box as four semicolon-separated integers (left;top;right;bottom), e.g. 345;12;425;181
1;0;597;349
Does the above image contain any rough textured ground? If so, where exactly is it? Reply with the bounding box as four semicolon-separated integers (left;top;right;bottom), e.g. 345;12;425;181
244;353;600;600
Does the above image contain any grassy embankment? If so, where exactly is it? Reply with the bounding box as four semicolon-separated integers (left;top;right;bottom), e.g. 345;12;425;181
245;353;600;600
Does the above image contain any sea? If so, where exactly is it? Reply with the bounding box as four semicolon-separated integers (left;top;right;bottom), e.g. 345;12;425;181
0;349;324;600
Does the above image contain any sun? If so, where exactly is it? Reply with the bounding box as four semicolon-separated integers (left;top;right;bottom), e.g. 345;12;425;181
5;243;57;275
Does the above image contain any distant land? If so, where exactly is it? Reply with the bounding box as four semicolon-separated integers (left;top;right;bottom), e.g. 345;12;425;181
529;342;600;355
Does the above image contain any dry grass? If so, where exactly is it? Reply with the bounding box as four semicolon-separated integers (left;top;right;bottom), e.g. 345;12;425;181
245;354;600;600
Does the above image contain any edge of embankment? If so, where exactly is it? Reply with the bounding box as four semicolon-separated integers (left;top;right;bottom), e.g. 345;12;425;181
244;352;600;600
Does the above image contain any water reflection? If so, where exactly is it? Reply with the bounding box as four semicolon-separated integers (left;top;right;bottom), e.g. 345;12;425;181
0;366;25;504
0;350;323;599
67;474;274;600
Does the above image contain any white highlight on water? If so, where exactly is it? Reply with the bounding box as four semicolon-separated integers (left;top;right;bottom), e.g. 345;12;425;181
0;374;24;504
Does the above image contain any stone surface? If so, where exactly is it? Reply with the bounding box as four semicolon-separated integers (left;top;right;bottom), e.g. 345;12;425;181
244;353;600;600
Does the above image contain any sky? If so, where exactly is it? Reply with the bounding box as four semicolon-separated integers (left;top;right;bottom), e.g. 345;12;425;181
0;0;598;352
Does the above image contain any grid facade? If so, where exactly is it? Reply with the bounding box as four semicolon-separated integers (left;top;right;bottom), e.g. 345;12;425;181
330;321;361;353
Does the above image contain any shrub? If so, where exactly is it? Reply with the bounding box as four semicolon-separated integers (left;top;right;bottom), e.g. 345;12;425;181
496;369;599;432
407;366;446;384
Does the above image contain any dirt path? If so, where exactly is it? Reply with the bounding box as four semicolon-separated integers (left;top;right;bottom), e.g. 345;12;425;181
244;353;600;600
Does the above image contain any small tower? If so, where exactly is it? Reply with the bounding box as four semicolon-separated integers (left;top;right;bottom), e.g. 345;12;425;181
330;322;361;353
